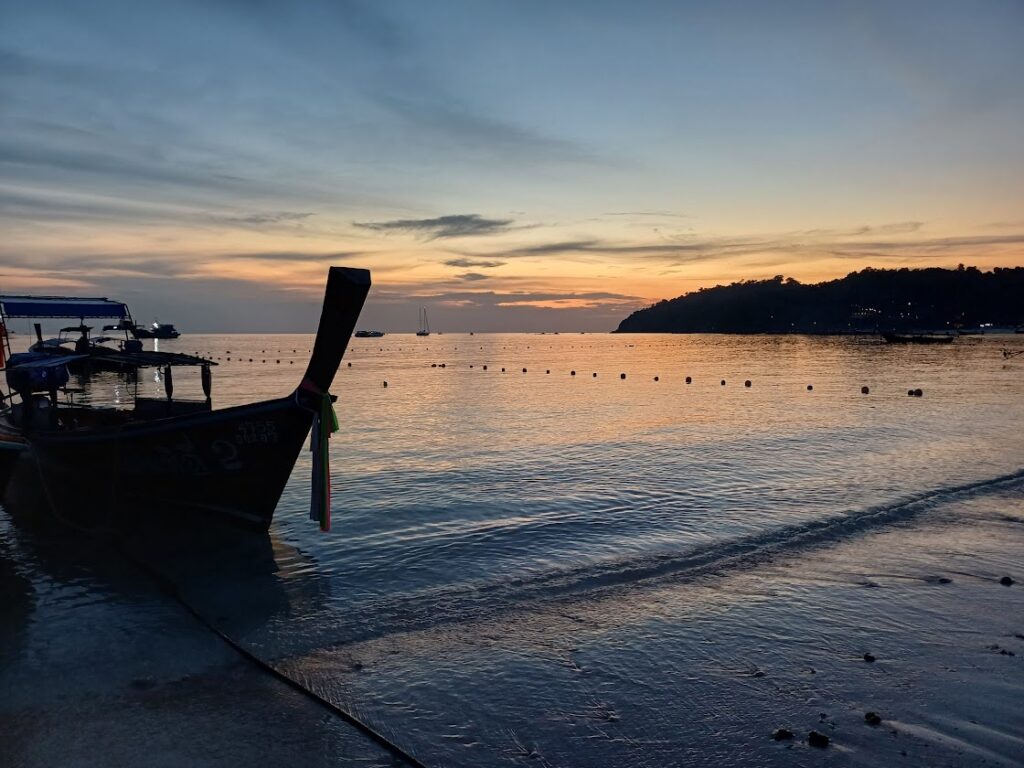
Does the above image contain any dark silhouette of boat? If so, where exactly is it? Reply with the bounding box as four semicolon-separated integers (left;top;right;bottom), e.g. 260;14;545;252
354;330;385;338
131;321;181;339
881;332;955;344
416;306;430;336
0;267;369;531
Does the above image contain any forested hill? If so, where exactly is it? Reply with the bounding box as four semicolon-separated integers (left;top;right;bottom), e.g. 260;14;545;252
615;267;1024;333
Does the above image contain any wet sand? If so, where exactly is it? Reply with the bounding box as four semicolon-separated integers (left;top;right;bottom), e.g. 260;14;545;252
0;519;410;768
4;482;1021;767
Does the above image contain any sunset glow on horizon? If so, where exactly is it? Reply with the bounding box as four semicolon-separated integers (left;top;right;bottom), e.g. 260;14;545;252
2;1;1022;331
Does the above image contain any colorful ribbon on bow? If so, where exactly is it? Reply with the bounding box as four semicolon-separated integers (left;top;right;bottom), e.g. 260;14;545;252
309;392;339;531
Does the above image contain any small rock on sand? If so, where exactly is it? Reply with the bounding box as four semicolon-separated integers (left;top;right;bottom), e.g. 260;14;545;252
807;731;830;748
772;728;794;741
863;653;876;663
865;711;882;726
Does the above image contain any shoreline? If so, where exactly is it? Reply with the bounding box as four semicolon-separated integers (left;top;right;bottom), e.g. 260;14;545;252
3;476;1022;766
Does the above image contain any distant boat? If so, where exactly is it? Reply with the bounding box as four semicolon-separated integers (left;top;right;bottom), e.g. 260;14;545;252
354;330;385;338
881;332;955;344
416;307;430;336
132;321;180;339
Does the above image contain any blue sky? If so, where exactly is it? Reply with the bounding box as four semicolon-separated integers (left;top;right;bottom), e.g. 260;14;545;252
2;0;1022;331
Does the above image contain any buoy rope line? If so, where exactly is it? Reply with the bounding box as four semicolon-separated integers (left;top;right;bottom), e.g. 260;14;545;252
28;451;429;768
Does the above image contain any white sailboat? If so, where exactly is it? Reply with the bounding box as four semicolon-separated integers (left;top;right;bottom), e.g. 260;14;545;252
416;307;430;336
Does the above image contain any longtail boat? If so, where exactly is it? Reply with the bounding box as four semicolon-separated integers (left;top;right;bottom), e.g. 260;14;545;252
0;267;369;531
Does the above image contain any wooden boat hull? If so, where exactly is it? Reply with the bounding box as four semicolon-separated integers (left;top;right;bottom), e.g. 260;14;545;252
0;428;27;494
2;395;313;530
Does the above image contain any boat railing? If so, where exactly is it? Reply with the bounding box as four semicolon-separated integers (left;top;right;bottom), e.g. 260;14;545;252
133;396;212;420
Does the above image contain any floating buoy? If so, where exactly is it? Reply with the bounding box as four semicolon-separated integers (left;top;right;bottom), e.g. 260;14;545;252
227;357;231;361
348;362;352;367
685;376;692;384
276;360;280;364
914;388;923;397
861;386;869;394
431;363;436;368
262;359;266;363
469;364;473;368
483;365;488;370
654;376;659;381
383;381;388;388
501;367;506;372
744;380;751;387
522;368;527;373
249;358;253;362
571;370;576;376
440;363;446;368
907;389;914;396
720;379;726;386
592;372;597;377
546;370;550;374
620;373;626;379
807;385;813;391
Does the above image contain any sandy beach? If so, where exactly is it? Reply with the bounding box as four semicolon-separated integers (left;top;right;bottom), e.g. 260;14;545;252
3;474;1021;767
0;521;407;767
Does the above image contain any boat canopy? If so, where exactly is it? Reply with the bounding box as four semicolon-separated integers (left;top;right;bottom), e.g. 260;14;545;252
5;352;88;370
0;296;129;320
87;351;215;368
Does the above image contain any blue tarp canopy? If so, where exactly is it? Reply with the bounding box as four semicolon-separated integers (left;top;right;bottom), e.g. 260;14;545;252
5;352;87;369
0;296;129;319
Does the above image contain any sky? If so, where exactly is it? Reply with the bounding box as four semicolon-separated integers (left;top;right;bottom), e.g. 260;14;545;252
1;0;1023;332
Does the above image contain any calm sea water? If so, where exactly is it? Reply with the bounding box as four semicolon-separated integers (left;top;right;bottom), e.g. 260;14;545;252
5;333;1024;766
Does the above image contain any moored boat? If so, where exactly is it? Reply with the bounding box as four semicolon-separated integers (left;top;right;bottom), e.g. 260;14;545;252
416;307;430;336
131;321;181;339
0;267;369;531
354;330;385;338
881;332;955;344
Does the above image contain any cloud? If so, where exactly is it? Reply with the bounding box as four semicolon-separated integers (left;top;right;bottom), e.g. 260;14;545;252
800;221;924;237
455;272;489;281
217;211;314;226
604;210;690;218
218;250;361;262
0;136;256;197
355;213;513;239
484;240;605;257
471;227;1024;267
369;288;644;311
0;190;319;234
368;91;594;165
443;257;506;268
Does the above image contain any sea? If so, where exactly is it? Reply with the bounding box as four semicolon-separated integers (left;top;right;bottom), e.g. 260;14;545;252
3;333;1024;767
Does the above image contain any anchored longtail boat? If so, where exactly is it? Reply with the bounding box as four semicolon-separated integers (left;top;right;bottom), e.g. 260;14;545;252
0;267;369;531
